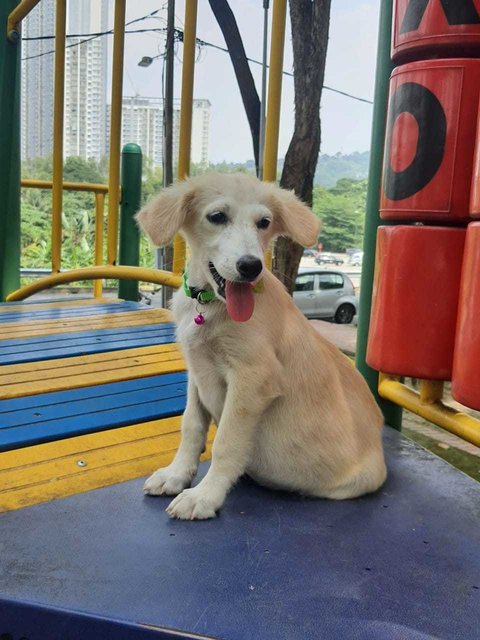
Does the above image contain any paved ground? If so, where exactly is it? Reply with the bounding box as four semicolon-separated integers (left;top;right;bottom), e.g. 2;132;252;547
310;319;357;356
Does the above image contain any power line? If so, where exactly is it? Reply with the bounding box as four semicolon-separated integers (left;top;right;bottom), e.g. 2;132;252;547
22;10;161;61
192;34;373;104
22;21;373;105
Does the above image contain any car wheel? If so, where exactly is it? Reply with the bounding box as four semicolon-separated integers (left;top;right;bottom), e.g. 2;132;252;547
334;303;355;324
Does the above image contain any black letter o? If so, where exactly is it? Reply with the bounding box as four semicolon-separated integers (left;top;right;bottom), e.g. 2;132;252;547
383;82;446;201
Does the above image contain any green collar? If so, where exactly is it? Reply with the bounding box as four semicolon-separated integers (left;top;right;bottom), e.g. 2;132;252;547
182;271;216;303
182;271;265;304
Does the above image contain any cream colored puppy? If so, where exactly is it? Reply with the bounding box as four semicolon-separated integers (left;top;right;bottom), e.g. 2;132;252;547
137;172;386;520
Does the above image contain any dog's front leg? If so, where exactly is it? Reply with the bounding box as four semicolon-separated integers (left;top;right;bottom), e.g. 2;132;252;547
167;366;281;520
144;378;210;496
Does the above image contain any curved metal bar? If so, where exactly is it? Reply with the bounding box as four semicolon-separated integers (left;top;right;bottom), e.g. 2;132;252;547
6;266;182;301
378;374;480;448
7;0;41;40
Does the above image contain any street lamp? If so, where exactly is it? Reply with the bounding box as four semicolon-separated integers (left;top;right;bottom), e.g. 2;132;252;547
138;56;154;68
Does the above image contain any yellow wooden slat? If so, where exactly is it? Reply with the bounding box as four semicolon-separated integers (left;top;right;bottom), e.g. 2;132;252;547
0;297;121;313
0;344;185;399
1;417;181;483
0;418;216;512
0;308;172;339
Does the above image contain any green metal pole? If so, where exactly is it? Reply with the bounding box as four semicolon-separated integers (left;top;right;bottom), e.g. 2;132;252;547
355;0;403;429
118;143;142;301
0;1;22;301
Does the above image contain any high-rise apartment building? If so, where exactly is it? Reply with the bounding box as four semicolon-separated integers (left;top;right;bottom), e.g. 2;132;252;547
22;2;209;166
21;0;55;159
191;100;211;166
64;0;108;159
121;97;166;167
21;0;108;161
119;97;211;167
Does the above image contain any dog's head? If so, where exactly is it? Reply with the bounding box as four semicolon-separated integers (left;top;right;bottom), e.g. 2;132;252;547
136;172;320;321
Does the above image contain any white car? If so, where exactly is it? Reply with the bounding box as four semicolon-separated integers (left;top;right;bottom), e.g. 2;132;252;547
350;251;363;267
293;269;358;324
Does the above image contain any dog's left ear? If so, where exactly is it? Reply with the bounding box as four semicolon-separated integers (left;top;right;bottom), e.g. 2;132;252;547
136;181;194;246
269;188;320;247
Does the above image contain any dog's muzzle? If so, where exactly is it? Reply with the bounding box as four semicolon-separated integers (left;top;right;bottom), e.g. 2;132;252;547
236;255;263;282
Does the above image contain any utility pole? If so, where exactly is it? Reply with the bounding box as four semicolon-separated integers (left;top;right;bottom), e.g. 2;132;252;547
259;0;270;179
158;0;175;306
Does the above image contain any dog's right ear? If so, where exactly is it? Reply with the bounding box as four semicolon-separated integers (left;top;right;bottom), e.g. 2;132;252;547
136;182;194;246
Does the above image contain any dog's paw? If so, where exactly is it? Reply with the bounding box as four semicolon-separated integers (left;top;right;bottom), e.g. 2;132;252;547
166;488;219;520
143;467;192;496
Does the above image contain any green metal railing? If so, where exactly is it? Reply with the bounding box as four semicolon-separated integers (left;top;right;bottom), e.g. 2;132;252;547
355;0;402;429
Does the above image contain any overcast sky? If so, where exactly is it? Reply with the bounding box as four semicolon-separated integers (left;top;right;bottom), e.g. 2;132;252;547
111;0;380;163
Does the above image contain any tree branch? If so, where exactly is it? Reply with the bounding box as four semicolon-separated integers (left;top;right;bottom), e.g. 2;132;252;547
208;0;261;172
274;0;332;293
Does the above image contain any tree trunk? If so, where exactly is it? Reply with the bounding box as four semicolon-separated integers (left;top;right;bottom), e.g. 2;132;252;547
208;0;261;173
274;0;331;293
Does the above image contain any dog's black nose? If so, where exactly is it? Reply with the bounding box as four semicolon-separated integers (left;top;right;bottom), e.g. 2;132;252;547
236;255;263;281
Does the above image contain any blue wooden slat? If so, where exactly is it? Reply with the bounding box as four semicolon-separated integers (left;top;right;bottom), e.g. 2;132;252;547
0;322;175;351
0;301;141;323
0;374;182;413
0;323;177;365
0;372;187;451
0;296;94;306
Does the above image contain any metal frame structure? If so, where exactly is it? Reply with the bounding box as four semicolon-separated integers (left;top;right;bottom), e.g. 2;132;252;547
355;0;480;445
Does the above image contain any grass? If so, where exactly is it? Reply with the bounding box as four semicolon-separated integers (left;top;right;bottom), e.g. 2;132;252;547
402;422;480;483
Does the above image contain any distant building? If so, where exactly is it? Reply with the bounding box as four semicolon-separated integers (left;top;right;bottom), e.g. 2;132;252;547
117;97;211;167
64;0;108;159
22;0;109;161
191;99;211;166
22;3;210;166
21;0;55;159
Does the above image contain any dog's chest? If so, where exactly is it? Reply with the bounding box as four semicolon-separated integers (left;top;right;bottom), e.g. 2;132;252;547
175;306;230;418
178;318;227;377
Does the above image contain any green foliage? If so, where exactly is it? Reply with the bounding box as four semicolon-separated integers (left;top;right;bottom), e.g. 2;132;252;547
20;155;106;269
19;155;368;282
20;155;161;281
63;156;106;184
312;178;367;252
21;155;53;180
314;151;370;188
141;158;164;205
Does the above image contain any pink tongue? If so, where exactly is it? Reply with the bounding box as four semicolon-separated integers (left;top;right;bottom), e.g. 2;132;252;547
225;281;255;322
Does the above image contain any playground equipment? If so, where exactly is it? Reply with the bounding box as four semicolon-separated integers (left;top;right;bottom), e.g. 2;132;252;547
367;225;466;380
361;0;480;448
0;1;479;638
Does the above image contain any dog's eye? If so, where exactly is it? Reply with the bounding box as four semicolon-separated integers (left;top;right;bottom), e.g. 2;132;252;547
257;217;271;230
207;211;228;225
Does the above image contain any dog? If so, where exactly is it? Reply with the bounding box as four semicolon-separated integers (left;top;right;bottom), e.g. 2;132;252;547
136;172;386;520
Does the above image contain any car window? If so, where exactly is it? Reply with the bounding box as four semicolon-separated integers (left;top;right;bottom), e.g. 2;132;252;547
319;274;343;290
294;274;315;292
